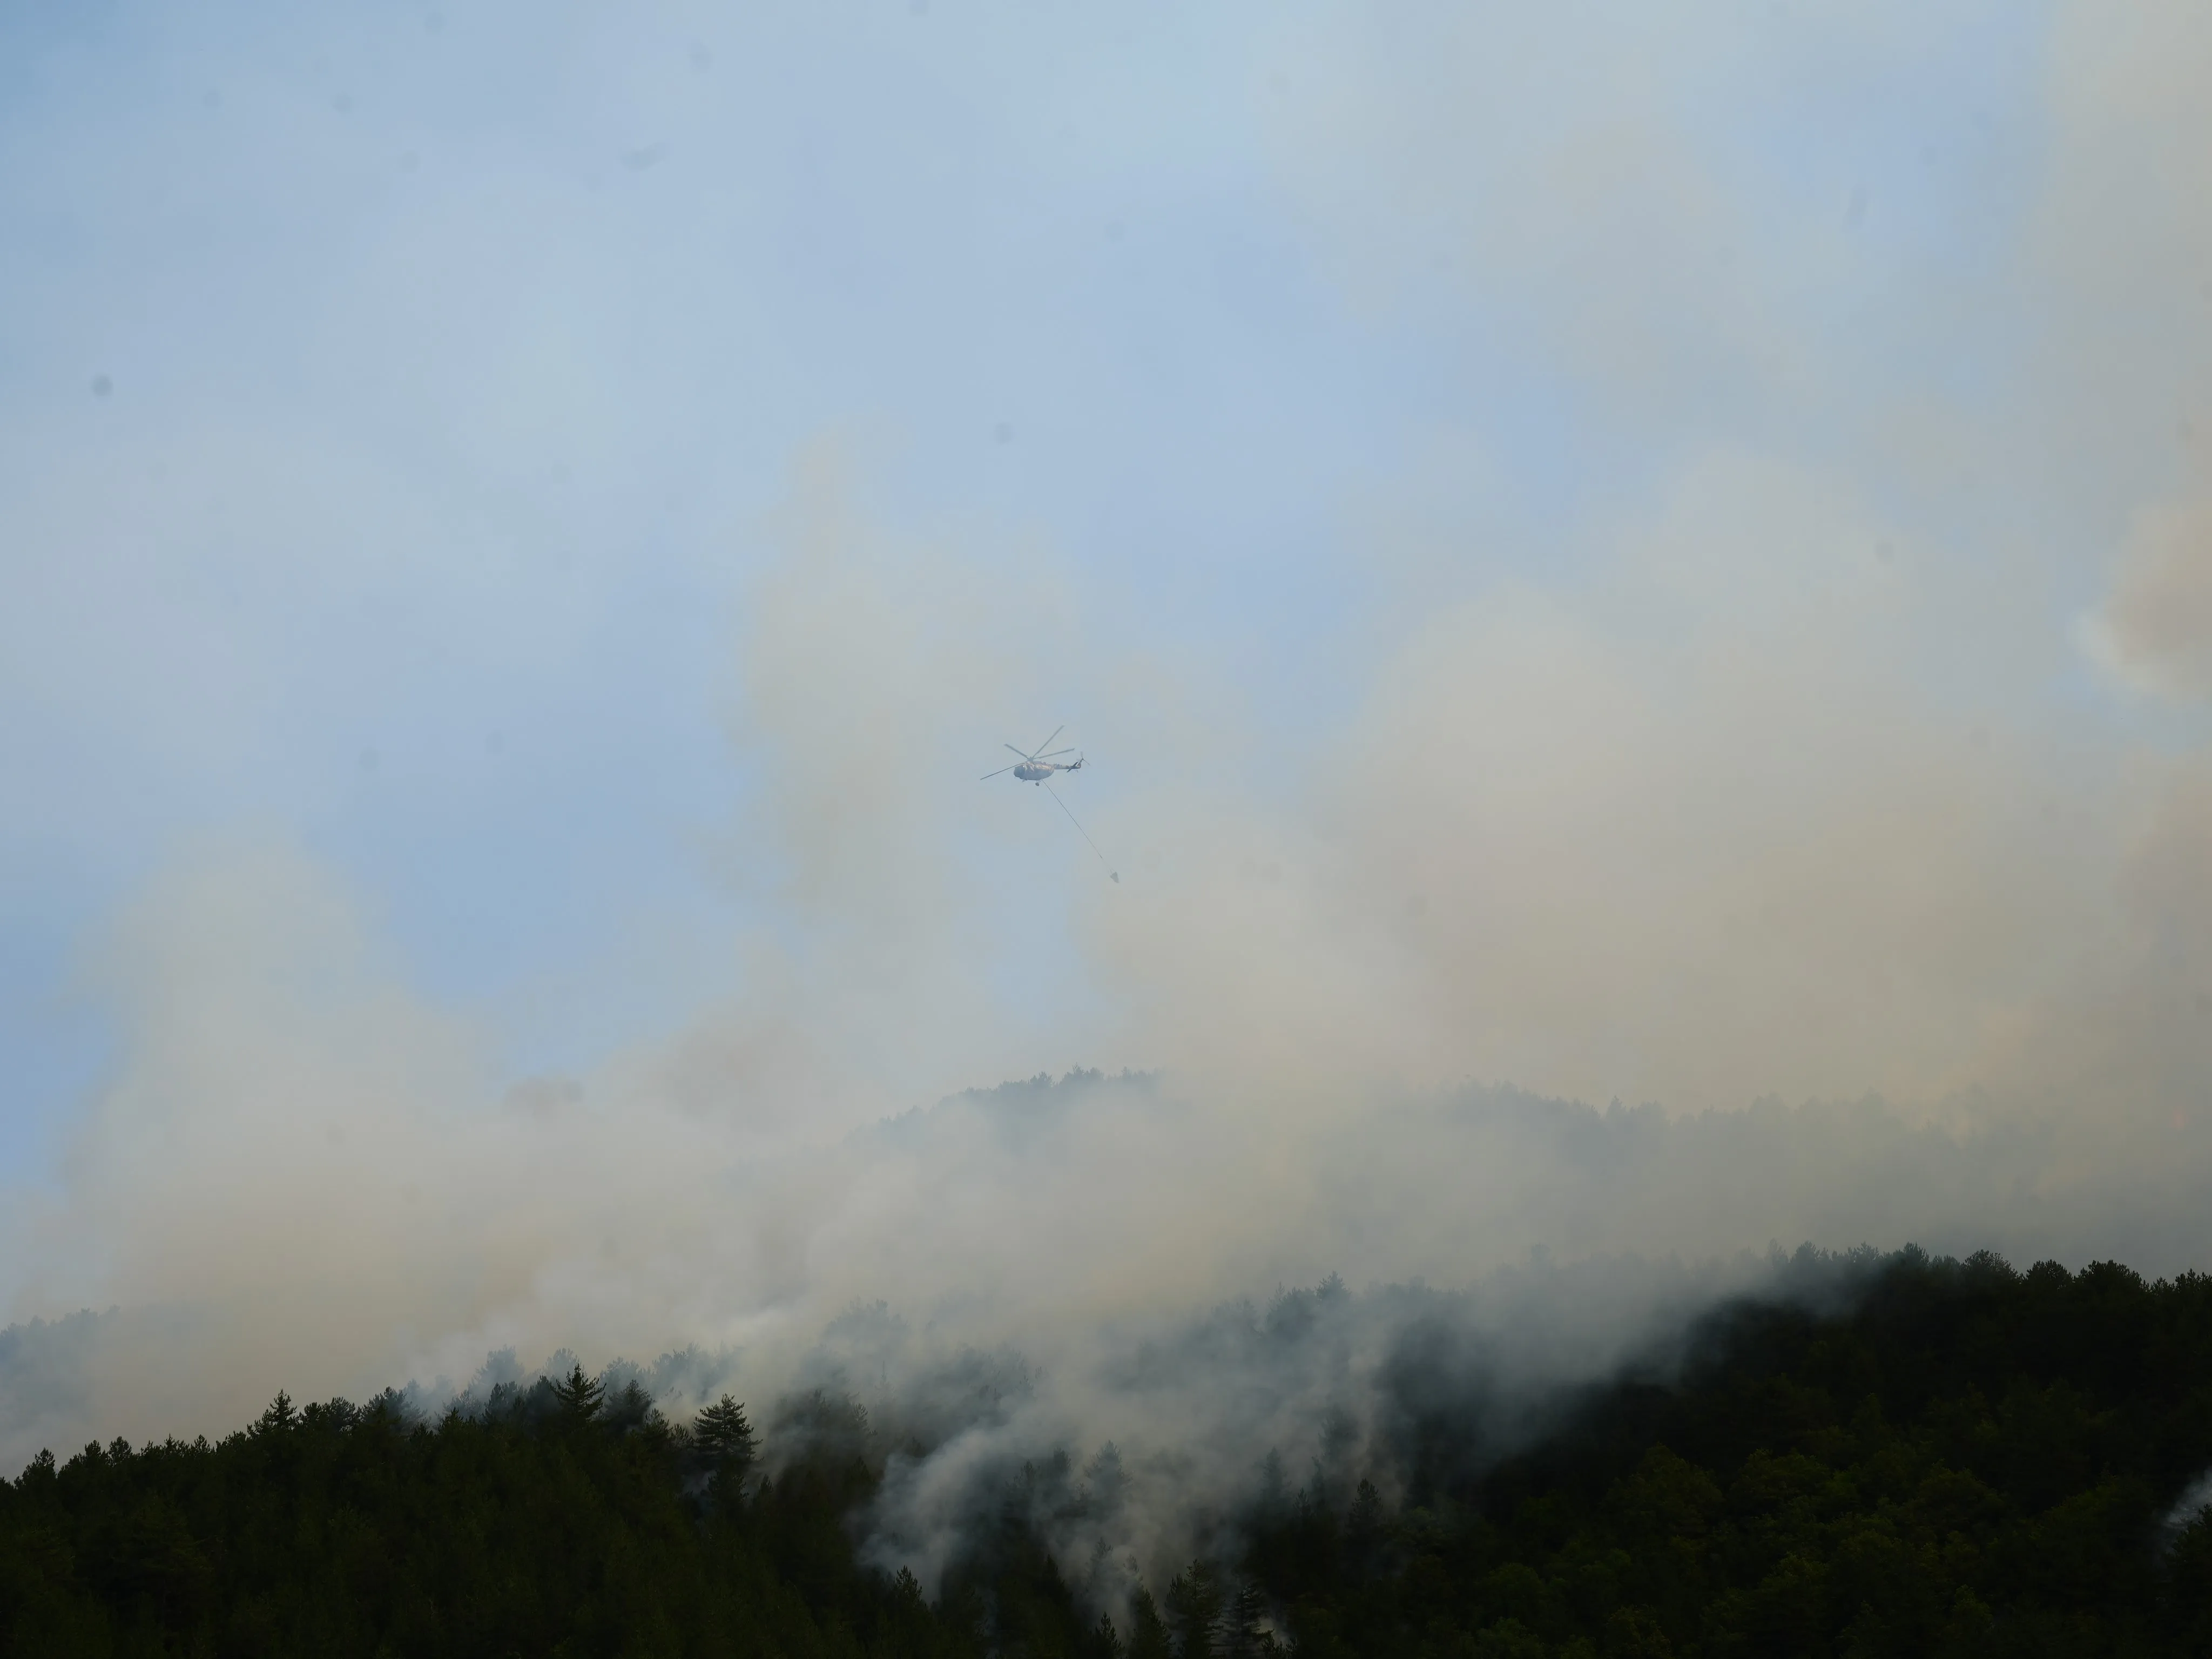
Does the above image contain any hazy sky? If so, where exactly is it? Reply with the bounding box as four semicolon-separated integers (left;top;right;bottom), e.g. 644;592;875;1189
2;0;1464;1166
4;1;2211;1456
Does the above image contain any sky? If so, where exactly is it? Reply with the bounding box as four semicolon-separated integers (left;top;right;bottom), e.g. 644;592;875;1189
3;1;2211;1466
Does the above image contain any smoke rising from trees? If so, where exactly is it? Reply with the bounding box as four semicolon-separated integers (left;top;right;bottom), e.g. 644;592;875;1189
4;2;2212;1591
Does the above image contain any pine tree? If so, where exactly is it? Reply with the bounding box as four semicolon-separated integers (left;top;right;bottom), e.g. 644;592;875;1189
1165;1560;1224;1659
1221;1579;1272;1657
550;1364;604;1423
1126;1586;1174;1659
694;1394;756;1466
1344;1478;1382;1581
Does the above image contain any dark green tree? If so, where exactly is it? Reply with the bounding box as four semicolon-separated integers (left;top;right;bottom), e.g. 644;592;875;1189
1126;1584;1174;1659
550;1362;604;1423
1165;1559;1224;1659
695;1394;757;1468
11;1250;2212;1657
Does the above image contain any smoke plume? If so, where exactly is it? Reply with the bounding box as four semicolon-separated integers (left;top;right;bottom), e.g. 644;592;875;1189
4;1;2212;1594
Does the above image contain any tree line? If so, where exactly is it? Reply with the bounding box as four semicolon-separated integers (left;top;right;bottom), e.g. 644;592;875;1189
5;1248;2212;1655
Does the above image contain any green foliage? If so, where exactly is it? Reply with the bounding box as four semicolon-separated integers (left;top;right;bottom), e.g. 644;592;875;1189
1232;1250;2212;1656
1127;1584;1173;1659
696;1395;758;1468
1165;1558;1225;1658
550;1363;605;1424
5;1252;2212;1655
0;1379;952;1658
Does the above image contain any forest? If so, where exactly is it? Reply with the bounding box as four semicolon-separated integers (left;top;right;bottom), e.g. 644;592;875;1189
4;1247;2212;1657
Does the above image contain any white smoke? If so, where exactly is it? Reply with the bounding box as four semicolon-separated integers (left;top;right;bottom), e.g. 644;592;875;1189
4;1;2212;1568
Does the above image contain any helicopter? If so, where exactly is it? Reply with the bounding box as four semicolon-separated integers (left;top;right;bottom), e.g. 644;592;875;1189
983;725;1117;882
982;726;1086;784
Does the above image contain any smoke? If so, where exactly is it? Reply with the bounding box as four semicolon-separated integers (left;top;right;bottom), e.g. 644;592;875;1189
2166;1469;2212;1547
2089;502;2212;704
4;0;2212;1596
830;1219;1919;1602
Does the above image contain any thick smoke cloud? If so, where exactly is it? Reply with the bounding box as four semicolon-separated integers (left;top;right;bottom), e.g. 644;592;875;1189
4;1;2212;1588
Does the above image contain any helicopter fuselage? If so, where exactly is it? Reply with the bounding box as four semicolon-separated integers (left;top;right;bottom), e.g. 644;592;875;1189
984;732;1083;784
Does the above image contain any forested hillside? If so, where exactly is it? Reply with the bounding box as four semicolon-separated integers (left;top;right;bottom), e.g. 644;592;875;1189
5;1249;2211;1656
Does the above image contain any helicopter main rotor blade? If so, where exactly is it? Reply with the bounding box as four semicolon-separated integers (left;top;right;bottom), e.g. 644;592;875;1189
981;765;1017;779
1036;748;1074;759
1031;726;1064;759
1004;744;1032;760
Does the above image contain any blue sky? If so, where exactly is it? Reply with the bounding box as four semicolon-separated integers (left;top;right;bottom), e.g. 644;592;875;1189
3;2;2209;1234
0;5;1438;1159
0;3;1356;1157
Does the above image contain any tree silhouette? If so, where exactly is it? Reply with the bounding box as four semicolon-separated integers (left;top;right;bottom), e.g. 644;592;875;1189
1165;1559;1224;1659
8;1250;2212;1655
1125;1584;1174;1659
549;1363;603;1423
695;1394;757;1467
1222;1578;1273;1657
